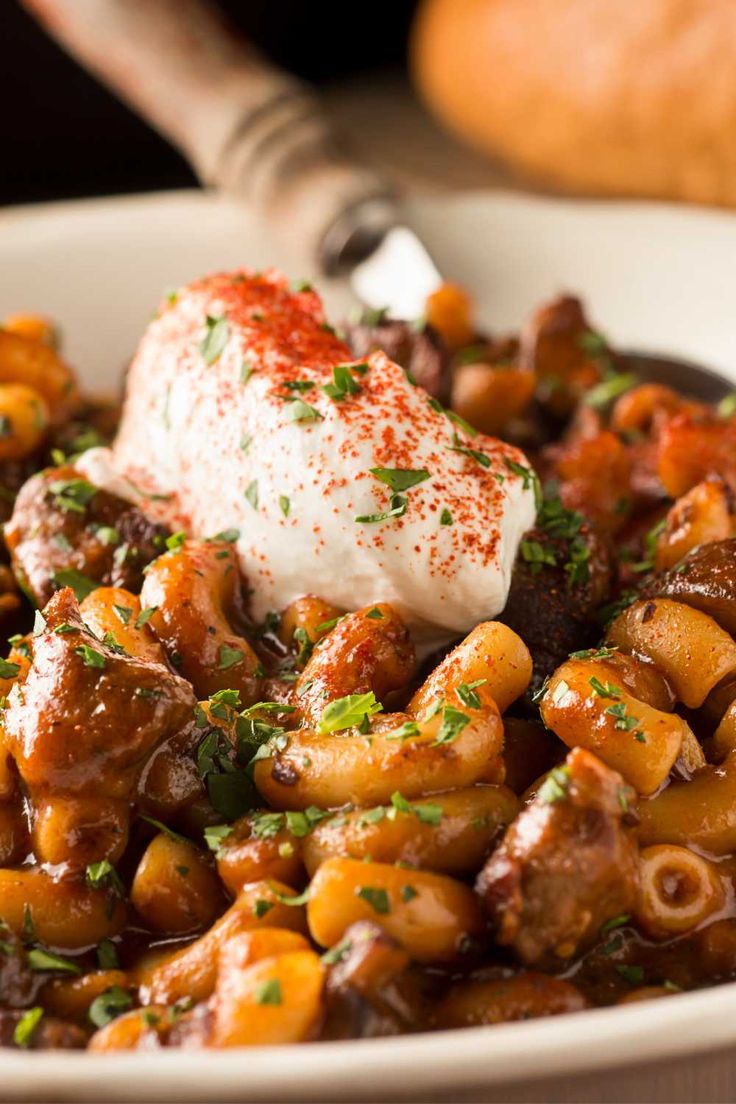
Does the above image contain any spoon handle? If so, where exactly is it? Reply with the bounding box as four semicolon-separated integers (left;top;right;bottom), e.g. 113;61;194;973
22;0;395;270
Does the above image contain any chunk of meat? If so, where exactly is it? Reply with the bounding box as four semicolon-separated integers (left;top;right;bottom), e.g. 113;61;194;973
5;465;169;606
344;316;449;400
519;295;606;416
651;539;736;636
501;517;611;703
476;748;639;965
320;922;425;1039
3;588;195;798
2;589;196;866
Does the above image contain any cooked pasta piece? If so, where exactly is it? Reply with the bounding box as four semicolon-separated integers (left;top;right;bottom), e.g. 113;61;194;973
635;845;726;939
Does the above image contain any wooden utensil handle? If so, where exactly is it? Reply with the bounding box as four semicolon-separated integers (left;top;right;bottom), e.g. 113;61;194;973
23;0;395;269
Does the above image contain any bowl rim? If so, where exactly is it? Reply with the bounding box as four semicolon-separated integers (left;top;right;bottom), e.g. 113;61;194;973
2;187;736;1100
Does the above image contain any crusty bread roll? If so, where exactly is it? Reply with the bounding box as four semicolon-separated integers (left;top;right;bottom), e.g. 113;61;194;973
412;0;736;206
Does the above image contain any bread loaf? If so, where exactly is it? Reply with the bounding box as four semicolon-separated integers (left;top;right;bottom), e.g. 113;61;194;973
412;0;736;206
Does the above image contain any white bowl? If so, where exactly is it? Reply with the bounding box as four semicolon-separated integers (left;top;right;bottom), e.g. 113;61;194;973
0;189;735;1102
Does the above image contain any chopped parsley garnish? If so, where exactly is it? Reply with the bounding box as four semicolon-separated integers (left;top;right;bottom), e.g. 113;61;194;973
366;607;383;619
74;644;106;669
455;679;486;710
520;539;557;573
240;361;255;385
97;939;119;970
245;480;259;510
356;886;390;915
85;860;124;896
538;498;584;540
139;814;190;844
318;691;383;734
369;468;430;492
199;314;230;364
433;705;470;746
579;329;608;355
384;720;421;741
217;644;245;670
254;978;282;1006
606;700;642;733
267;885;310;906
213;528;240;543
13;1007;43;1048
135;606;157;629
589;677;620;699
440;508;453;526
445;410;478;437
322;364;361;400
390;791;442;826
601;914;631;935
279;495;291;518
583;373;637;410
51;568;98;601
287;398;323;423
570;645;618;661
538;764;572;804
253;899;274;919
292;627;313;667
0;659;20;679
281;379;314;392
203;824;233;856
355;493;407;524
26;948;81;976
401;885;418;903
321;937;353;966
88;986;133;1028
504;458;542;509
48;477;96;514
615;964;645;986
447;434;491;468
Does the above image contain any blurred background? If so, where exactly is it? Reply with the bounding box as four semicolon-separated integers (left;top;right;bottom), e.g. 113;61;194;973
4;0;735;210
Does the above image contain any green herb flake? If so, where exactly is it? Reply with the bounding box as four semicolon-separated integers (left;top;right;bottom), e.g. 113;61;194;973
27;948;81;976
583;373;637;410
321;937;353;966
74;644;106;669
245;480;259;510
49;477;97;514
538;764;572;805
85;860;124;896
322;364;361;401
369;468;430;493
318;691;383;734
433;705;470;746
615;964;645;986
135;606;158;630
200;315;230;364
254;978;282;1006
279;495;291;518
356;886;390;915
97;939;119;970
13;1006;43;1048
203;824;233;856
440;507;453;526
287;398;323;423
400;885;418;903
253;899;274;919
88;986;133;1028
240;361;255;385
520;539;557;574
51;568;98;601
0;658;20;679
589;677;620;700
355;493;407;525
455;679;486;711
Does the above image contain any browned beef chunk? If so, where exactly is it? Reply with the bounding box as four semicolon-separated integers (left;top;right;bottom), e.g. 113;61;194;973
321;921;425;1039
345;317;449;401
651;539;736;636
5;465;169;606
501;516;611;705
476;748;639;965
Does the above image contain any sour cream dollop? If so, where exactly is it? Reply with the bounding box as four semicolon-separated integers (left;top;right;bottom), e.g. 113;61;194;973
79;270;536;650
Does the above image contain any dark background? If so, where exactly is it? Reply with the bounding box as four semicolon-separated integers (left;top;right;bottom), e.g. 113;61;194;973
1;0;417;205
